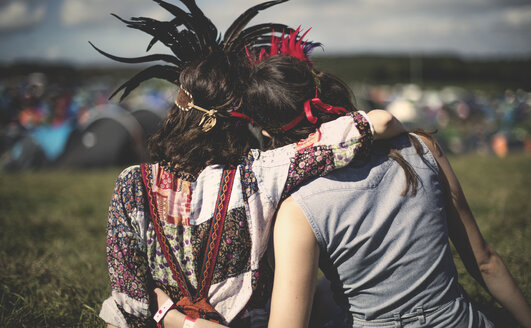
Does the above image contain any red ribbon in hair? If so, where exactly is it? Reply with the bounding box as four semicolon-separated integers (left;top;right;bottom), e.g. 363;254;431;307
281;98;348;131
228;112;256;126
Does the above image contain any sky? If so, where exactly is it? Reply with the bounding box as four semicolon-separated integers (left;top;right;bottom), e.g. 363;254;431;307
1;0;531;65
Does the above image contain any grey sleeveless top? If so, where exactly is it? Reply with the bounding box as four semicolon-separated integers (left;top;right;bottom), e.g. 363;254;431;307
291;134;493;327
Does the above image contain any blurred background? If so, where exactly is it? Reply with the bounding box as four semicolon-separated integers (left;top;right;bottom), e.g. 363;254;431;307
1;0;530;170
0;1;530;326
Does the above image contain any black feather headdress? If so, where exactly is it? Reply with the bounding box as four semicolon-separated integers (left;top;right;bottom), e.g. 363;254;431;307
89;0;296;102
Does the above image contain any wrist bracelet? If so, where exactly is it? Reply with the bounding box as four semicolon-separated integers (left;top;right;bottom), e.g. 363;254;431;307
153;298;175;323
183;315;197;328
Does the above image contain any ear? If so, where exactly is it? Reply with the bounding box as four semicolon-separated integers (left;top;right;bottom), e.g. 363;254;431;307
262;130;272;138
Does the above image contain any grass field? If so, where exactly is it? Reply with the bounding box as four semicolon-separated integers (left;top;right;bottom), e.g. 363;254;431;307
0;154;530;327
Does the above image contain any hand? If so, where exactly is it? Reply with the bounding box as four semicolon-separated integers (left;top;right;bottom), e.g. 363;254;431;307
153;288;185;328
152;289;228;328
366;109;406;140
154;288;172;307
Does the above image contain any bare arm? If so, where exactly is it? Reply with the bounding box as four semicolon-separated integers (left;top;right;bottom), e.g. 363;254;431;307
367;109;406;140
418;134;531;327
268;196;320;328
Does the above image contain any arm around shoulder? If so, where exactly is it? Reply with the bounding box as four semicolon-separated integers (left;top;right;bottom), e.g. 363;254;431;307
367;110;406;140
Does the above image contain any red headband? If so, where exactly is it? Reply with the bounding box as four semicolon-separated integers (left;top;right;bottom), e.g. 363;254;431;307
282;98;348;132
246;26;344;132
228;111;256;126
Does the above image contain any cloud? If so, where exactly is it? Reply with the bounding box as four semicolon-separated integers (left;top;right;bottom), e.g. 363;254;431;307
45;46;60;60
2;0;530;63
61;0;97;26
503;4;531;27
216;0;531;56
60;0;169;27
186;0;531;56
0;1;46;32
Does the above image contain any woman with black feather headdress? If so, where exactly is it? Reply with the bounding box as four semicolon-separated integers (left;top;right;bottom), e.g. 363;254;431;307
95;1;404;327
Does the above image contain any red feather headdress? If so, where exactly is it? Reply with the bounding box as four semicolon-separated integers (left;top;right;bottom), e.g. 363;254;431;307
246;26;350;131
246;26;318;65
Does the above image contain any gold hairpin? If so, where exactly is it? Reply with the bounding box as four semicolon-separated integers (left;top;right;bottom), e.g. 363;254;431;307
175;87;219;132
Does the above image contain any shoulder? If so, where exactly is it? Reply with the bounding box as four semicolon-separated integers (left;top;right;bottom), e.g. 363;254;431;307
409;133;437;152
114;164;143;187
250;143;295;166
111;165;148;201
117;164;142;180
405;132;441;172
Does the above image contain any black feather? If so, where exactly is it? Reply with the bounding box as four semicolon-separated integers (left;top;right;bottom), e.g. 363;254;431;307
89;41;180;65
152;0;194;28
229;24;294;51
95;0;304;102
110;13;131;25
223;0;289;49
113;16;197;60
179;0;220;50
113;13;202;56
110;65;181;101
146;37;159;52
151;0;204;51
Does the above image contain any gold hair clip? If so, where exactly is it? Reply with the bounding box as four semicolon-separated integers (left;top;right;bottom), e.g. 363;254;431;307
175;87;219;132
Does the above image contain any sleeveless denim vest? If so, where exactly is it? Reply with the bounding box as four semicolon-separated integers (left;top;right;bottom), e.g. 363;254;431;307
291;134;493;327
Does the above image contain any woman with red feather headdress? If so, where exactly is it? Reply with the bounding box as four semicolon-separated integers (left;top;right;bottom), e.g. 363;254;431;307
151;7;530;328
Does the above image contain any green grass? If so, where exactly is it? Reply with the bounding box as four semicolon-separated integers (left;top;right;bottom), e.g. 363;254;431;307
446;153;531;327
0;154;530;327
0;168;121;327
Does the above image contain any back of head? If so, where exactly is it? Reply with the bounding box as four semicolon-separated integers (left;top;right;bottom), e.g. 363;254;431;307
90;0;299;175
243;55;358;148
148;52;257;175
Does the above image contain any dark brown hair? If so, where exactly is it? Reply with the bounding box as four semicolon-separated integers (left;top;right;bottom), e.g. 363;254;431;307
243;55;357;149
243;54;423;195
148;52;257;176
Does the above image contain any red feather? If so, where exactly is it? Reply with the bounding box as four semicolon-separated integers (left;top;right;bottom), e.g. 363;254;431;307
248;25;313;64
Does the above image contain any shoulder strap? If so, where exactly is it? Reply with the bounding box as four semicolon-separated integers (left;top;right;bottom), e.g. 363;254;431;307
141;164;237;301
196;168;236;299
141;163;193;299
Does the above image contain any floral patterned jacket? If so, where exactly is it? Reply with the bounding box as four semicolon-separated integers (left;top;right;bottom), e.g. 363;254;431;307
99;112;373;327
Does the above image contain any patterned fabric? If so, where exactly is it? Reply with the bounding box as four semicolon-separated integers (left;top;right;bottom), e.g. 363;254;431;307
283;145;335;200
106;168;151;302
282;112;373;199
192;207;252;285
117;303;157;328
105;168;153;327
240;152;258;202
248;256;274;309
99;112;374;328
